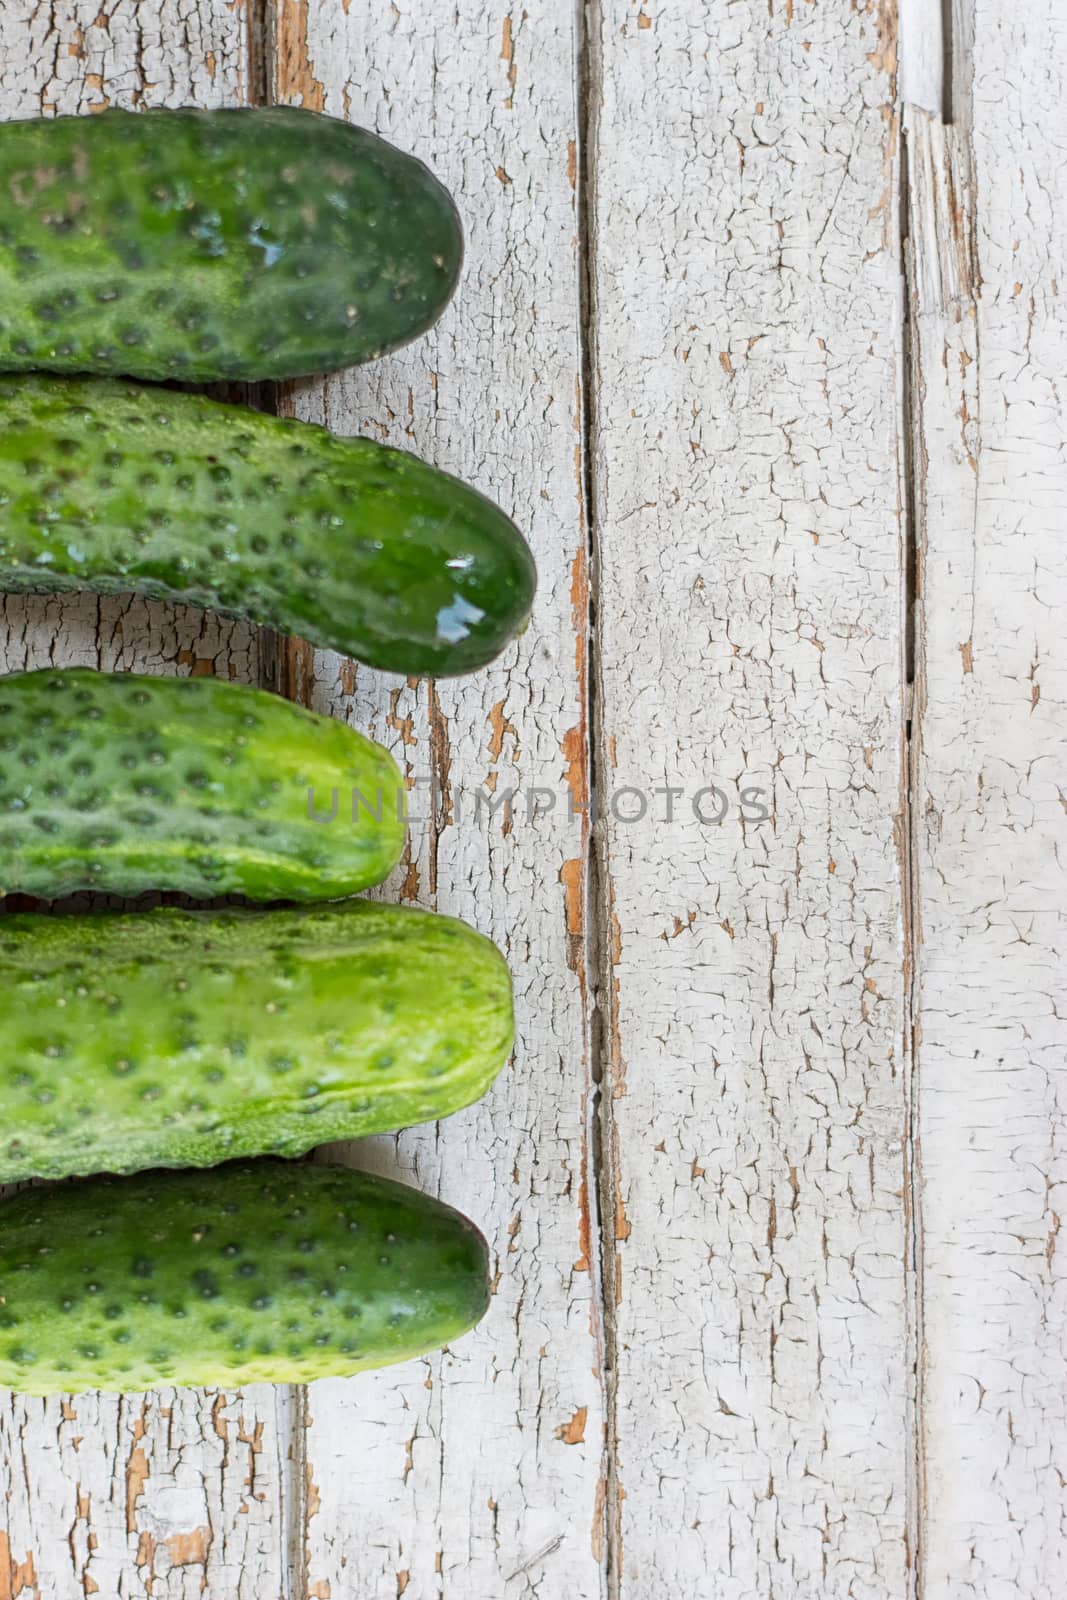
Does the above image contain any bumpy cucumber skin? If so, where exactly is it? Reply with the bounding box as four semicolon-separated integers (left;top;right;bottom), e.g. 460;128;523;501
0;107;463;381
0;1160;490;1395
0;376;536;676
0;668;405;900
0;901;514;1184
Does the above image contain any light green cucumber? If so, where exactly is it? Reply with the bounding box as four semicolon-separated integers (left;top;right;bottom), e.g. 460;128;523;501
0;1160;489;1395
0;668;405;901
0;901;514;1184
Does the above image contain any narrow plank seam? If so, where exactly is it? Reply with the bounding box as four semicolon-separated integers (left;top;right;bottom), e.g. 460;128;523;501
575;2;621;1596
899;114;927;1600
901;8;965;1586
901;36;984;1583
901;83;982;1598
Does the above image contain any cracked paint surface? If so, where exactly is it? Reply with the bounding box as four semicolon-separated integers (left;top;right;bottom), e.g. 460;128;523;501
1;2;1063;1597
909;3;1067;1593
586;2;910;1594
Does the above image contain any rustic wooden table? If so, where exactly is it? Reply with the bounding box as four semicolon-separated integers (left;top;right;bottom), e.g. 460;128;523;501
0;2;1063;1596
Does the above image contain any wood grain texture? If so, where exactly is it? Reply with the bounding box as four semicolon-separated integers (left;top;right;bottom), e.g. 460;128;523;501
269;5;605;1597
0;10;297;1600
908;2;1067;1591
586;3;911;1594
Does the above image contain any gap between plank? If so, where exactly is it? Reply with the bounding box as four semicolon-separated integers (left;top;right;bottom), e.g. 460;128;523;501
940;0;955;123
899;114;927;1600
575;2;621;1596
900;1;968;1586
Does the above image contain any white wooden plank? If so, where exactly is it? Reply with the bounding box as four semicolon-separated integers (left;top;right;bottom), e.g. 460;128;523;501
0;10;297;1599
908;2;1067;1588
587;3;911;1594
269;5;605;1596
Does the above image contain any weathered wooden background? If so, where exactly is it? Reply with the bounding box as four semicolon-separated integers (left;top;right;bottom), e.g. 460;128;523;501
0;1;1063;1596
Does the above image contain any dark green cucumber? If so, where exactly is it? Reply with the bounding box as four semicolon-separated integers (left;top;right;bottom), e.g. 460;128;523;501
0;106;462;381
0;901;514;1184
0;376;535;676
0;1160;489;1394
0;668;405;901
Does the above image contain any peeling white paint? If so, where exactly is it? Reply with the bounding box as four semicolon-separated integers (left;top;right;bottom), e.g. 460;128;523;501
587;2;911;1593
909;3;1067;1589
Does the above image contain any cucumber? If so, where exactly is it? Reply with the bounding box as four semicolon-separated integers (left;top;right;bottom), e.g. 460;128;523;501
0;901;513;1184
0;376;535;676
0;107;462;381
0;1160;489;1394
0;668;405;901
